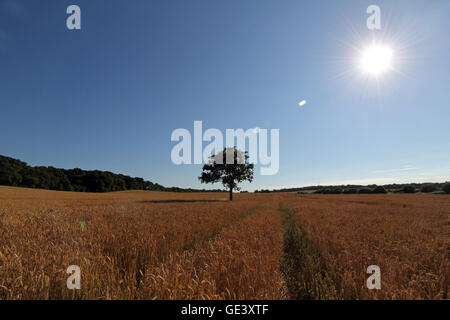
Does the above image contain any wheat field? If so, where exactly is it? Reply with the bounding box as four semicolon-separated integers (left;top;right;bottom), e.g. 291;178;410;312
0;186;448;299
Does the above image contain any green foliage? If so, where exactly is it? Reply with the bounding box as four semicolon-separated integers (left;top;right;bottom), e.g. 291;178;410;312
402;185;416;193
420;184;437;193
443;183;450;194
199;147;254;200
322;188;342;194
0;155;164;193
257;182;448;194
1;155;228;193
0;156;24;186
372;186;387;194
358;187;373;194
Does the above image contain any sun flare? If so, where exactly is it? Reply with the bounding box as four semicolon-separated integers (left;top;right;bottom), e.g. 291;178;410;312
360;45;393;76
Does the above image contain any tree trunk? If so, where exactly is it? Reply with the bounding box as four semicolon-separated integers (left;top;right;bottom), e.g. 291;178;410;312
229;186;233;201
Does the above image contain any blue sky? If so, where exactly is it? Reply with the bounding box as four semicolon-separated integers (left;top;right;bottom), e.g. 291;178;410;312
1;0;449;191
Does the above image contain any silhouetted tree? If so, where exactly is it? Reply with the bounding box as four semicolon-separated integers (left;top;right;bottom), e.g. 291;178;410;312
199;147;254;201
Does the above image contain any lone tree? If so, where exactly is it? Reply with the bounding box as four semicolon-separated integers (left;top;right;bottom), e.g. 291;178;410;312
199;147;254;201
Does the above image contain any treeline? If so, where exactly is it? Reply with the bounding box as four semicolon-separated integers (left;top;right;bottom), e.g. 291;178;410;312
256;182;450;194
0;155;225;193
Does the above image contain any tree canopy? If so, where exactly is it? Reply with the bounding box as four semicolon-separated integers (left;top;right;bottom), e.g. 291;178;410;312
199;147;254;200
0;155;224;193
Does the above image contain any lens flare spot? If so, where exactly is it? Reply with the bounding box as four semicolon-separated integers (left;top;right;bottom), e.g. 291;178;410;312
298;100;307;107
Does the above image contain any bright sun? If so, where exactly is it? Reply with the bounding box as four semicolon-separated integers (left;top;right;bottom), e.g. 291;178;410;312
360;45;393;76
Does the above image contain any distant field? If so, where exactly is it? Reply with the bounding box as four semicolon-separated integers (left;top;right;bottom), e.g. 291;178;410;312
0;186;448;299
